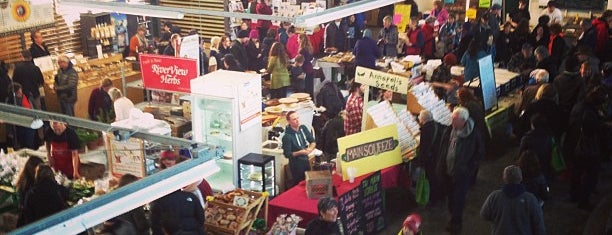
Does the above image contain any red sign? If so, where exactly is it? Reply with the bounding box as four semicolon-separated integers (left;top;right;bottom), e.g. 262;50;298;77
139;54;198;93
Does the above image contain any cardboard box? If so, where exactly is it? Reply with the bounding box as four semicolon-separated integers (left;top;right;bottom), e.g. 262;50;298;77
305;170;333;199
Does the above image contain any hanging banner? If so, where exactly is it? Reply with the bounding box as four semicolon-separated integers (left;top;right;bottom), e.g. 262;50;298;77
107;134;146;178
337;125;402;181
355;66;410;94
139;54;198;93
0;0;54;36
180;34;201;75
393;4;411;33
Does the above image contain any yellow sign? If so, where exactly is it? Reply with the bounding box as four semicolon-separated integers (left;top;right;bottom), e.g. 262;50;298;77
337;125;402;181
466;8;478;19
479;0;491;8
393;4;411;33
355;66;410;94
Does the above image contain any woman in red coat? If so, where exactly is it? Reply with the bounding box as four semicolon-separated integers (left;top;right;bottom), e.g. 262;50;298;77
421;17;436;59
405;18;424;55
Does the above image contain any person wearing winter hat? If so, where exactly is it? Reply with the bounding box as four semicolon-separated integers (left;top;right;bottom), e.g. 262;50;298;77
230;30;250;69
481;165;546;235
159;150;178;170
398;213;422;235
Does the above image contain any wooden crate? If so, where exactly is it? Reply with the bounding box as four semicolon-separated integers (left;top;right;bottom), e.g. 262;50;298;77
205;190;268;235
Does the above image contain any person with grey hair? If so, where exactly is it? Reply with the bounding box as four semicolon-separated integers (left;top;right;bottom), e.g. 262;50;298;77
518;69;550;115
534;46;558;81
354;28;381;70
305;197;343;235
54;55;78;116
378;15;398;57
417;109;445;207
436;106;484;233
481;165;546;235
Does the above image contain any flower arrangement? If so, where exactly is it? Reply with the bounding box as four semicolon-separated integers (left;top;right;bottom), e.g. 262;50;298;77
0;151;19;189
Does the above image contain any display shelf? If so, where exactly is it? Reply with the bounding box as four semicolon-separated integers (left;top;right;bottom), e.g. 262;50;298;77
238;153;276;197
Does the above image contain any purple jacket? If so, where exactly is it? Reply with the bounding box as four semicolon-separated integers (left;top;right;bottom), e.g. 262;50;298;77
353;36;380;69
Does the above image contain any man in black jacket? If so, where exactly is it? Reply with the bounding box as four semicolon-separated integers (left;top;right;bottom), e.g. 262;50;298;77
150;190;205;235
29;30;51;59
230;30;250;70
437;107;484;233
13;50;45;110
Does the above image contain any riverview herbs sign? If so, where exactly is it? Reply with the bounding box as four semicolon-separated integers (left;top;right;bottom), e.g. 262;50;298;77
338;171;384;235
140;54;198;93
337;125;402;181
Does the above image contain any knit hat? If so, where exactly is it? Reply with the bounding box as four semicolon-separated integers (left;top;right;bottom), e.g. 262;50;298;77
160;150;178;161
237;30;250;39
403;214;422;233
443;53;458;66
249;29;259;39
491;3;502;10
362;28;372;39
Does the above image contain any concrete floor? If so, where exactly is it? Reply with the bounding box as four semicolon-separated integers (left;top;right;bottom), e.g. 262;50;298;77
379;146;612;235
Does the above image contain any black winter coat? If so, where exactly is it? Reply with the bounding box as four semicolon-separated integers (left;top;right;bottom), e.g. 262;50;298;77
23;178;68;224
150;190;205;235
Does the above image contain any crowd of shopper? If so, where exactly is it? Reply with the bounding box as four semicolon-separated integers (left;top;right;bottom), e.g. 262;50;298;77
2;0;612;233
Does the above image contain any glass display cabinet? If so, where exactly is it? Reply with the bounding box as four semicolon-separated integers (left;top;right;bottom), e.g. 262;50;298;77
238;153;276;197
191;70;262;189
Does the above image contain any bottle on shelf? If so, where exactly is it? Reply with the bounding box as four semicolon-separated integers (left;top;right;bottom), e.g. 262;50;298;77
100;23;106;38
94;24;101;39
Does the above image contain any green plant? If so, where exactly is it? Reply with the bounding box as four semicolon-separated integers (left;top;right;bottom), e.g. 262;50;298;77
75;128;100;145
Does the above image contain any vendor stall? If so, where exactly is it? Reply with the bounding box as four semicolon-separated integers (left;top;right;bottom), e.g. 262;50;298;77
42;54;144;119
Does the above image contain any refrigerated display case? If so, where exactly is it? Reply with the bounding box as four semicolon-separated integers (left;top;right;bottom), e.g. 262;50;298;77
191;70;263;190
238;153;276;197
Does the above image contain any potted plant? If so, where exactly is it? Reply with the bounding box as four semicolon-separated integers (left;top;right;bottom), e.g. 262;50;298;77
75;128;100;152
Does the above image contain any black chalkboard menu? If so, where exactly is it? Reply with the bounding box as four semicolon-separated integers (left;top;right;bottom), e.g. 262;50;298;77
361;171;384;234
339;186;361;235
338;171;385;235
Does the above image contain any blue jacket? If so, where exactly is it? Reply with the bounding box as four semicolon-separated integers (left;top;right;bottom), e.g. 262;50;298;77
354;36;380;69
461;50;487;82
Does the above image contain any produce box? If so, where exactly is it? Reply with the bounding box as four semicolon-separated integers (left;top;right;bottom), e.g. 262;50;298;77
205;189;268;235
305;171;332;199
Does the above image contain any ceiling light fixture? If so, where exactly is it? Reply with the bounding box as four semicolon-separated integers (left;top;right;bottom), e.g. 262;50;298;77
61;0;185;19
294;0;404;27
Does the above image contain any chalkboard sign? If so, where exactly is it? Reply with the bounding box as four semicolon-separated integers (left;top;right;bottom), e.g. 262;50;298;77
557;0;606;10
338;171;384;235
360;171;384;235
339;187;362;235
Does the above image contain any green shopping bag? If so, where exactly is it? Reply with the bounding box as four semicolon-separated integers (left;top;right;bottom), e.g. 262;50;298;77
551;138;566;172
415;170;430;206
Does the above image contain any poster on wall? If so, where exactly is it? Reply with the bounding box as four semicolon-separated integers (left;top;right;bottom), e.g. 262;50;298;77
139;54;198;93
478;55;498;111
393;4;411;33
107;134;146;178
0;0;54;36
337;125;402;181
237;78;262;131
111;13;128;51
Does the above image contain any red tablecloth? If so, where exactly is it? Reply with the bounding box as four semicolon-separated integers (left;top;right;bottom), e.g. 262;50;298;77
268;165;407;227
